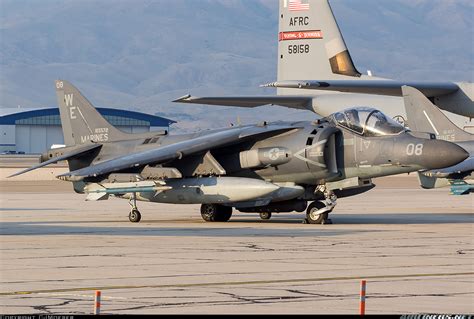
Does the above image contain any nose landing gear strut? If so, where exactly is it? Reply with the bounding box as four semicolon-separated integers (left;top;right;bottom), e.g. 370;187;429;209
305;184;336;224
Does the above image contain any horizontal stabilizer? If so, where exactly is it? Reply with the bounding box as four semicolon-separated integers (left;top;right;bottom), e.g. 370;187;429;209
8;143;102;178
173;95;312;110
262;80;459;98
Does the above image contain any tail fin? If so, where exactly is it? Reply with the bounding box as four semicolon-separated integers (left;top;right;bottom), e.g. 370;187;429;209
277;0;361;94
402;86;473;142
55;80;129;146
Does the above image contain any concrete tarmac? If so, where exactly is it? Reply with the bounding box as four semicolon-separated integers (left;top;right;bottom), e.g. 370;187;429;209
0;176;473;314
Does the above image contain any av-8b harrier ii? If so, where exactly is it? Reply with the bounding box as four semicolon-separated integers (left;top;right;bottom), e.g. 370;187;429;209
10;81;468;224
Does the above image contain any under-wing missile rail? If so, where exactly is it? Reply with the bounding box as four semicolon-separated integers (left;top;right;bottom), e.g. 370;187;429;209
84;180;172;201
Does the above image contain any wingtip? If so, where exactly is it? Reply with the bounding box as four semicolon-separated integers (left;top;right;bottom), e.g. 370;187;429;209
6;169;28;178
172;94;192;103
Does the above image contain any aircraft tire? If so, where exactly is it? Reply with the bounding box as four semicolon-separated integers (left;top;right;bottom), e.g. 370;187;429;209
259;212;272;220
201;204;232;222
305;201;329;224
129;209;141;223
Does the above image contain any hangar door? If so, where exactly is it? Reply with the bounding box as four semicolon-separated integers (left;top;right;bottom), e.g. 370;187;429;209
16;125;64;154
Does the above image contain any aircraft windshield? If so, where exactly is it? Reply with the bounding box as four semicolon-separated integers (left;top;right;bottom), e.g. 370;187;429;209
332;107;405;137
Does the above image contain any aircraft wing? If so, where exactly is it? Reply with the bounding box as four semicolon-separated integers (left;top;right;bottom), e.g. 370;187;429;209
57;124;300;181
262;80;460;98
8;143;102;178
173;95;313;109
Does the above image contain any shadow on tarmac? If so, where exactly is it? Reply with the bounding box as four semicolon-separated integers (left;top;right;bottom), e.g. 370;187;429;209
226;212;473;225
0;221;367;237
0;212;472;236
331;212;473;225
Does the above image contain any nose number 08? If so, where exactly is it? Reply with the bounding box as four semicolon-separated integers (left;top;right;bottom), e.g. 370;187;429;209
406;143;423;156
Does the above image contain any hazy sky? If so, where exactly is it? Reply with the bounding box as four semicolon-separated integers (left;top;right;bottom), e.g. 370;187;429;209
1;0;472;130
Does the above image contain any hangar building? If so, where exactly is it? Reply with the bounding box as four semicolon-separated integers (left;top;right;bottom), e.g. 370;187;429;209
0;107;175;154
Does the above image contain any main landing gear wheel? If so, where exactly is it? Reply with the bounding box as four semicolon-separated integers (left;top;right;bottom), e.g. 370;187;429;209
129;209;141;223
201;204;233;222
128;192;142;223
259;212;272;220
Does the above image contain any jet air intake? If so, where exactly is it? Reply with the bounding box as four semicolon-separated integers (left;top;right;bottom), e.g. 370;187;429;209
303;126;342;180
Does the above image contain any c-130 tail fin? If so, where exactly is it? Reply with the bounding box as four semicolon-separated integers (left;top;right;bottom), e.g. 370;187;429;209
277;0;361;95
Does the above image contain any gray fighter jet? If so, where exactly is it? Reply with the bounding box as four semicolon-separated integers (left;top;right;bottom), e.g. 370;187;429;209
402;86;474;195
175;0;473;131
10;80;468;224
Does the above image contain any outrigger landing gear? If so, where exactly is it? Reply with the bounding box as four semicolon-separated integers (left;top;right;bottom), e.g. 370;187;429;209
128;192;142;223
305;185;337;224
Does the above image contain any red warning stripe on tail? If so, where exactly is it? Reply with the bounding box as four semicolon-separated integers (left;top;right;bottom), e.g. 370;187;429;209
279;30;323;41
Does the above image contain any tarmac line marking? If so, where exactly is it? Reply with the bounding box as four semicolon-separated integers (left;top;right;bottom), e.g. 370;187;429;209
2;271;473;296
36;293;128;300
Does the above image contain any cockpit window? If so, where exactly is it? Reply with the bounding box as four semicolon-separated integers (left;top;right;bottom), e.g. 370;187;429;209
333;110;363;134
332;107;406;137
364;110;405;137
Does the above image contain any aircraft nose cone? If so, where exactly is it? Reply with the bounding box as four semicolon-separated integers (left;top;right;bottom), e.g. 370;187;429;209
420;140;469;169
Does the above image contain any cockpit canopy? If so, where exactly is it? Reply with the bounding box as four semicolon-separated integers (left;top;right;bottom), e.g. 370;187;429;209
332;107;406;137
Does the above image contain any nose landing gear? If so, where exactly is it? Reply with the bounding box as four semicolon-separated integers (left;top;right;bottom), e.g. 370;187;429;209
305;185;336;224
